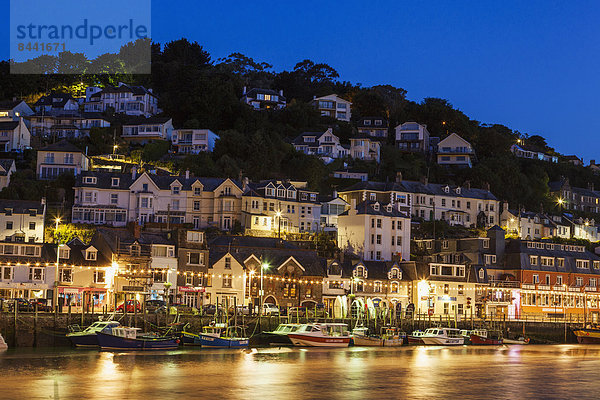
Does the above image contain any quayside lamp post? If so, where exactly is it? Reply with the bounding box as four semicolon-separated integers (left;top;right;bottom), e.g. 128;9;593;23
54;217;64;314
275;211;282;239
260;262;269;316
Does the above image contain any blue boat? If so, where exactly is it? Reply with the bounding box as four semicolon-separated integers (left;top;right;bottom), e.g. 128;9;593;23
67;321;122;347
96;327;180;350
181;331;201;346
198;324;249;348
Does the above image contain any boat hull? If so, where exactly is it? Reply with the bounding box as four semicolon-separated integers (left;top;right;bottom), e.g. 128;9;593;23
182;332;201;346
353;336;384;347
288;333;350;347
67;333;100;347
383;338;405;347
574;329;600;344
407;336;424;345
470;334;503;345
198;334;249;348
261;333;293;346
97;332;179;350
421;337;464;345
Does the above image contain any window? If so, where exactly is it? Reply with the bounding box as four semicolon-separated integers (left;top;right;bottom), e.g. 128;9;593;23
29;222;36;230
193;201;201;211
194;187;202;196
60;268;73;283
430;265;438;275
529;256;538;266
576;277;583;286
576;260;589;269
2;266;13;280
222;274;232;288
111;178;120;187
225;257;231;269
110;194;118;204
374;281;382;293
590;278;597;288
376;219;382;228
376;235;382;245
541;257;554;267
545;275;550;285
458;285;464;294
83;177;97;184
557;258;565;267
533;274;539;284
94;270;106;284
59;248;70;259
457;304;464;315
29;267;44;281
484;255;496;265
172;186;180;195
5;221;12;230
86;249;97;261
185;274;193;286
390;282;399;293
188;252;203;265
556;276;563;285
187;231;203;243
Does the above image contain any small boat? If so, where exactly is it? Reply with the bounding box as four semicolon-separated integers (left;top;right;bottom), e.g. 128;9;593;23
503;336;530;345
0;333;7;350
288;323;351;347
573;326;600;344
407;330;426;345
470;333;503;345
198;324;249;348
181;331;201;346
97;327;180;350
421;327;464;345
66;320;121;347
353;327;384;347
353;327;406;347
261;323;302;346
382;327;406;347
460;329;488;345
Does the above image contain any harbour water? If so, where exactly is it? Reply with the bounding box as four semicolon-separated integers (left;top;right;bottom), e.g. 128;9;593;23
1;345;599;399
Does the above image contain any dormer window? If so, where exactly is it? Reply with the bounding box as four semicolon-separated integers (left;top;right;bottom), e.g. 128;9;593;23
363;120;371;126
83;177;96;184
478;268;485;280
266;187;276;197
456;187;461;194
287;189;296;199
111;177;120;187
355;266;366;278
130;244;141;256
85;249;97;261
5;208;12;216
59;247;70;259
374;120;382;126
277;188;285;197
389;267;401;279
305;136;315;142
444;186;450;193
194;187;202;196
373;203;380;211
172;186;180;195
187;231;204;243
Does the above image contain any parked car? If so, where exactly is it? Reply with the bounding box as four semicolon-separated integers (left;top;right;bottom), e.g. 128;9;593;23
116;300;142;313
30;299;52;312
7;298;34;312
145;299;166;313
261;303;280;316
228;305;250;315
287;306;307;317
201;304;227;316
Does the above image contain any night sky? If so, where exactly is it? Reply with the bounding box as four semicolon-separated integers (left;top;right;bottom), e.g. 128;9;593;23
2;0;600;161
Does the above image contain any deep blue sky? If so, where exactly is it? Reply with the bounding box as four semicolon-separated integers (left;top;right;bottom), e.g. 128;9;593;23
2;1;600;162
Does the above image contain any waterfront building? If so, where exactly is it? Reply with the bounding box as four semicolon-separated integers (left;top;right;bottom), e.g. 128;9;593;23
174;229;209;308
0;199;46;243
339;174;499;228
319;195;349;232
549;178;600;214
121;116;173;143
337;200;411;262
395;122;431;153
241;180;321;236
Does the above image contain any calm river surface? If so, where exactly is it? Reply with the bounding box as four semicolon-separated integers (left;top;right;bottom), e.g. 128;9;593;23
1;345;599;399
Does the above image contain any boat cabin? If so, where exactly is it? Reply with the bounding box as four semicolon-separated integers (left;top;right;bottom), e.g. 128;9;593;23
112;327;141;339
424;328;462;338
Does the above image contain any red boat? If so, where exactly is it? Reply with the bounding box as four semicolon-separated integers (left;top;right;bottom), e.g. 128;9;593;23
470;334;503;345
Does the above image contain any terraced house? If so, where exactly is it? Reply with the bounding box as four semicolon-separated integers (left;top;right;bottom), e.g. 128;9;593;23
241;180;321;235
339;174;499;228
72;170;243;230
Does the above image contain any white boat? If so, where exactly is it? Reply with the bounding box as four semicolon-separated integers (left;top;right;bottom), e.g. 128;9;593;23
503;337;530;345
460;329;487;344
0;333;7;350
421;327;465;345
288;323;351;347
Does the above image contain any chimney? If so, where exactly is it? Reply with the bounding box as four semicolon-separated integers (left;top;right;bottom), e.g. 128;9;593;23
243;86;247;95
333;190;338;198
502;201;509;213
350;199;357;216
464;180;471;189
395;171;403;183
131;166;137;180
419;176;428;185
484;182;490;192
185;169;190;179
128;221;141;239
279;89;284;97
243;177;249;191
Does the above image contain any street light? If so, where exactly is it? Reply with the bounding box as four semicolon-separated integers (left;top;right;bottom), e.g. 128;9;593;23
113;144;118;155
259;261;269;319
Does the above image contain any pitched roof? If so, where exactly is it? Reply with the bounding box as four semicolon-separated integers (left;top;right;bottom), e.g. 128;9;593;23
292;130;329;145
34;93;75;107
341;180;497;200
0;100;26;110
90;84;155;98
0;159;15;176
357;117;388;128
122;116;171;126
0;199;45;213
40;140;84;153
244;88;286;101
0;121;19;130
339;200;409;218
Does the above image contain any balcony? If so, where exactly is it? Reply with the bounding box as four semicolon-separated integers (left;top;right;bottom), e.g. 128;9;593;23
438;147;474;154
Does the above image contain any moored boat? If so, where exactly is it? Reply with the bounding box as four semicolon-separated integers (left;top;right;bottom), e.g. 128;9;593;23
573;326;600;344
503;337;530;345
470;334;503;345
67;320;121;347
97;327;180;350
288;323;351;347
460;329;488;345
407;330;426;345
382;327;406;347
198;324;249;348
181;331;201;346
421;328;464;345
261;323;302;346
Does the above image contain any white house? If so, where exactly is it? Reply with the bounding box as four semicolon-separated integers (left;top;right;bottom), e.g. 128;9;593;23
0;199;46;243
311;94;351;122
0;100;34;121
34;93;79;115
349;136;381;163
172;129;219;154
0;159;16;190
437;133;474;168
337;200;411;262
122;117;173;143
84;83;159;117
0;118;31;151
292;128;348;162
206;251;247;307
395;122;431;153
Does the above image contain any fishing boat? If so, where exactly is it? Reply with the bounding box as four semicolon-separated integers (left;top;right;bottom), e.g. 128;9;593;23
382;327;406;347
470;332;503;345
66;320;122;347
198;323;249;348
407;330;426;345
261;323;302;345
573;326;600;344
352;327;384;347
0;333;7;350
96;327;180;350
181;331;201;346
353;327;406;347
421;328;464;345
503;336;530;345
288;323;351;347
460;329;488;345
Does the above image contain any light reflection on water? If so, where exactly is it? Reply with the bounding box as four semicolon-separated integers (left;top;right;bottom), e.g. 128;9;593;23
2;345;600;399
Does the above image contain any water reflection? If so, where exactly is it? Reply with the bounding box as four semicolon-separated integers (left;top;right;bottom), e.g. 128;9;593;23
2;346;600;399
